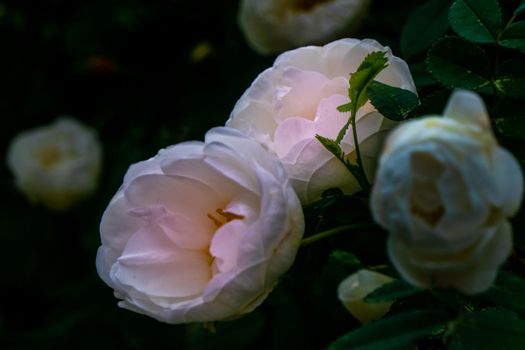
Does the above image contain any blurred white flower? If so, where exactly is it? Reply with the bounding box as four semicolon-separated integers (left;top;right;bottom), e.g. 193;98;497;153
227;38;416;204
96;127;304;324
372;90;524;294
238;0;370;55
6;117;102;211
337;269;394;324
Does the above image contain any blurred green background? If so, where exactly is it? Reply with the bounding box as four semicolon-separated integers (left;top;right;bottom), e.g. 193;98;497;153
0;0;451;349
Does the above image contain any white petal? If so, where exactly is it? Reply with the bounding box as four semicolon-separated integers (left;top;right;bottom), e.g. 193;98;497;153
444;90;490;129
277;68;330;120
100;192;142;252
124;174;223;223
491;147;524;215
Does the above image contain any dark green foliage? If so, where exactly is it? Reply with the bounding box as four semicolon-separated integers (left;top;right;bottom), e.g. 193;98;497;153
515;3;525;16
445;309;525;349
329;310;451;350
400;0;451;58
500;21;525;53
330;250;362;269
494;117;525;139
449;0;502;43
367;81;420;121
478;271;525;314
364;280;423;304
495;57;525;98
426;36;493;93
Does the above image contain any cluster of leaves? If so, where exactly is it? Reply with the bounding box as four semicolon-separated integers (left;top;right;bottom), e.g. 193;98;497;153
308;0;525;348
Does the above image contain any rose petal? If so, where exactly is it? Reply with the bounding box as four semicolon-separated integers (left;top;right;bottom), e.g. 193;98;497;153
114;224;211;298
444;90;490;129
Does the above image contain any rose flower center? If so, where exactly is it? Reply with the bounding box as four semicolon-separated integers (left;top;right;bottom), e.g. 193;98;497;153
207;208;245;228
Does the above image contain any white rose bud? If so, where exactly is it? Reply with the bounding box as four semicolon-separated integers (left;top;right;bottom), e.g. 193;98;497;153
238;0;370;55
337;269;394;324
372;90;524;294
96;127;304;324
227;38;416;204
6;117;102;211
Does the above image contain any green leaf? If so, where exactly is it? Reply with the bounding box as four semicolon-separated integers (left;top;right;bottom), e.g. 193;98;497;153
364;280;423;304
426;36;492;92
446;309;525;350
480;271;525;312
400;0;451;58
328;310;450;350
367;81;420;121
515;3;525;17
337;102;352;113
349;51;389;111
410;62;438;88
500;21;525;53
329;250;362;269
336;51;388;144
494;57;525;98
315;134;342;157
449;0;502;43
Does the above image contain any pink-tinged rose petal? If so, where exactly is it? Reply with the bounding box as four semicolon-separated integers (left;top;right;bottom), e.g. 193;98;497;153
227;38;415;203
273;117;316;158
96;127;304;324
314;94;349;139
114;225;212;298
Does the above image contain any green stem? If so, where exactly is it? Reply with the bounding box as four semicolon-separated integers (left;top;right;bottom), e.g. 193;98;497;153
300;223;374;247
333;104;371;192
350;103;370;191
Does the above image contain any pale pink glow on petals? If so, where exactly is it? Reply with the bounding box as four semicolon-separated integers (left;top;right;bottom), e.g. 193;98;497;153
114;225;212;298
96;127;304;324
227;38;416;203
274;117;316;158
314;94;349;139
210;220;247;274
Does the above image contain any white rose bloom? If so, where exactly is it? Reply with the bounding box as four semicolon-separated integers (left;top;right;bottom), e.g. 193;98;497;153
238;0;370;55
337;269;394;324
371;90;524;294
227;38;416;204
96;127;304;324
6;117;102;211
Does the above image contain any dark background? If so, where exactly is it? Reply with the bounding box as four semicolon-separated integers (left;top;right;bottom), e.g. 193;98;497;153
0;0;462;349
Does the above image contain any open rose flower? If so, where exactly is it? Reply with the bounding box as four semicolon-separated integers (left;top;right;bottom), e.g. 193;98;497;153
371;90;524;294
337;269;394;324
96;127;304;324
6;117;102;211
238;0;370;55
227;38;416;203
